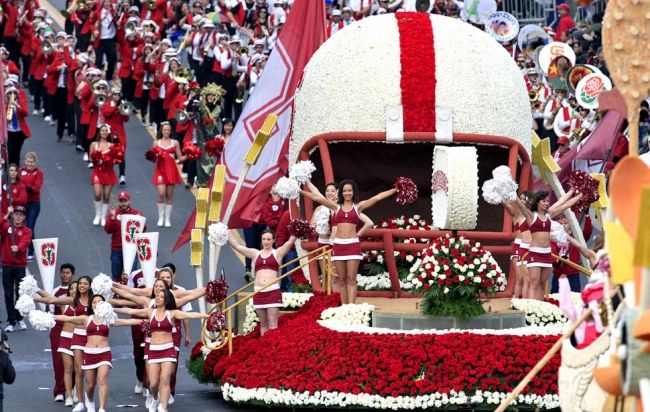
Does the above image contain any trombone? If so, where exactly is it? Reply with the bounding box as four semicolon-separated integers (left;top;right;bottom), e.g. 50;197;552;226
5;91;16;122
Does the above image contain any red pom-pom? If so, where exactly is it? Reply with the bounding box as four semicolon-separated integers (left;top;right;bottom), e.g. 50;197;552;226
108;144;125;165
182;143;202;160
203;117;215;125
206;311;227;333
206;278;229;305
205;137;225;158
140;319;151;336
287;218;315;239
90;150;104;165
569;170;599;213
145;146;167;163
394;177;418;205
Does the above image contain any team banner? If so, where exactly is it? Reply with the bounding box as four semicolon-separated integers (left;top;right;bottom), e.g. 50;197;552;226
135;232;158;288
32;238;58;294
121;214;147;275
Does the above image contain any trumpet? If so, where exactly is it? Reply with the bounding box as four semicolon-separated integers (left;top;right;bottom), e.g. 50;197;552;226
42;40;54;54
239;47;248;56
175;109;190;124
6;92;16;122
94;93;108;107
145;0;156;10
528;90;538;102
171;67;192;84
119;100;135;116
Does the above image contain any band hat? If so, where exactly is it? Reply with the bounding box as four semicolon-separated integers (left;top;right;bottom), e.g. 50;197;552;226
143;32;155;38
203;20;215;28
127;16;140;23
128;5;139;12
44;28;55;37
377;7;387;14
96;80;109;88
331;9;341;16
254;39;265;46
526;67;538;75
8;74;19;83
13;205;27;215
77;53;89;64
111;86;121;94
88;68;102;75
36;22;49;31
161;38;172;46
56;31;67;38
4;86;17;94
228;35;241;44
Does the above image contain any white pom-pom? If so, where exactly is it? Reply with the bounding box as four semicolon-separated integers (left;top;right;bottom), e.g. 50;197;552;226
289;160;316;185
28;310;56;331
314;207;331;235
550;220;568;244
19;275;38;297
15;295;35;317
276;177;300;200
208;222;229;246
92;273;113;300
481;179;502;205
492;165;512;180
94;301;117;325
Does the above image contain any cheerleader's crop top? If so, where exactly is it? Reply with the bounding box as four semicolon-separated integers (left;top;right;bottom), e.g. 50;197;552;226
255;251;280;272
332;205;359;225
529;213;551;233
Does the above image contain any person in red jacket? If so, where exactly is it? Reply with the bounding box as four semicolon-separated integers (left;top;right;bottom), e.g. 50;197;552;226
1;205;33;332
104;191;145;280
4;85;31;166
554;4;575;42
551;216;593;293
1;164;28;215
260;186;285;233
18;151;43;261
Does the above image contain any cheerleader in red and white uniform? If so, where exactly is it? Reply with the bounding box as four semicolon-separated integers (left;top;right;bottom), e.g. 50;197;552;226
502;192;532;299
37;276;94;412
90;125;118;226
301;179;395;304
115;286;207;412
227;229;296;336
308;181;339;291
54;294;142;412
515;189;582;301
35;281;79;406
151;122;186;227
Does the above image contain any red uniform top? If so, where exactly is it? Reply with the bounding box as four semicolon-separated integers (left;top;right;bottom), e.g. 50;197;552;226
332;205;359;226
45;51;66;96
529;213;551;234
261;197;285;231
254;251;280;272
275;209;291;246
51;285;70;330
104;206;145;251
86;318;110;338
75;302;88;316
0;0;18;38
1;181;28;213
18;167;43;202
554;14;575;41
101;101;129;147
150;310;174;334
0;221;32;267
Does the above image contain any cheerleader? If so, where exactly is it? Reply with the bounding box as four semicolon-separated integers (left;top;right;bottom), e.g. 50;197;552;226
503;192;532;299
90;125;117;226
54;294;142;412
515;189;582;300
115;287;207;412
35;281;79;406
151;122;187;227
37;275;94;412
227;229;296;336
308;181;339;292
301;179;395;304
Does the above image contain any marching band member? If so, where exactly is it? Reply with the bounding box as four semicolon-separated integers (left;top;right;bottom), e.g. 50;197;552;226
197;20;217;86
0;48;19;78
151;122;187;227
141;0;168;29
0;0;21;64
219;35;247;120
91;0;119;83
53;294;142;412
5;84;31;166
45;32;72;142
104;191;145;281
117;17;143;104
542;88;570;148
73;54;92;152
82;77;109;165
327;9;345;37
30;22;51;119
134;43;156;126
160;51;182;126
101;87;130;184
89;124;117;226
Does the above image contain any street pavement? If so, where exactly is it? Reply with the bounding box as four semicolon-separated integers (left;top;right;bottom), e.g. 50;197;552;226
0;84;254;411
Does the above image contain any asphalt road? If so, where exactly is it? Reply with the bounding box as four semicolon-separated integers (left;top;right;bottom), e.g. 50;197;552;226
1;73;253;412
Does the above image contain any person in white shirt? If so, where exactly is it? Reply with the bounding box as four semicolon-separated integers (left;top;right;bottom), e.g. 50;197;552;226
95;1;118;83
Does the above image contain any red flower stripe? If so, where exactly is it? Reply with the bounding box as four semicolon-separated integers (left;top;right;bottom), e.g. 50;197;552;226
396;12;436;133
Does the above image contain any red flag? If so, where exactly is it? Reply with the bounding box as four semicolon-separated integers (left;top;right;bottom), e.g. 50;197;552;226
0;61;7;146
173;0;327;252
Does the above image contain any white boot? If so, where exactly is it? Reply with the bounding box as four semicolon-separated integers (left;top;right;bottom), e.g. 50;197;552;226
92;201;102;226
100;203;108;226
157;203;165;227
164;204;172;227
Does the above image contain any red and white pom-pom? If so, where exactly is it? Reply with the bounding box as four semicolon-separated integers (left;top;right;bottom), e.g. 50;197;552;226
91;273;113;300
205;137;225;157
108;144;125;164
28;310;56;331
15;295;35;317
94;301;117;325
19;275;38;297
145;146;166;162
394;177;418;205
289;160;316;185
569;170;600;213
140;319;151;336
287;218;315;239
182;143;202;160
207;222;229;246
90;150;104;165
206;311;227;333
550;220;568;244
206;279;229;304
313;207;331;235
276;177;300;200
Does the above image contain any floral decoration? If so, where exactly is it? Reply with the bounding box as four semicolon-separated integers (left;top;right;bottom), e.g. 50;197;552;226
511;298;568;327
320;303;374;326
407;236;507;318
242;293;314;334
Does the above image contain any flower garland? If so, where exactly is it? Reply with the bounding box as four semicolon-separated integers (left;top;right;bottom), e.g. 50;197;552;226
407;236;507;318
511;298;568;327
357;272;416;291
320;303;374;326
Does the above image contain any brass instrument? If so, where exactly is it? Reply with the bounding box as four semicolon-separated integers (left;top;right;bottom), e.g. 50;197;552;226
94;93;108;107
6;91;16;122
529;89;542;111
171;67;192;85
145;0;156;10
41;40;54;54
118;100;135;116
177;30;192;52
61;0;81;18
239;47;248;56
175;109;190;124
